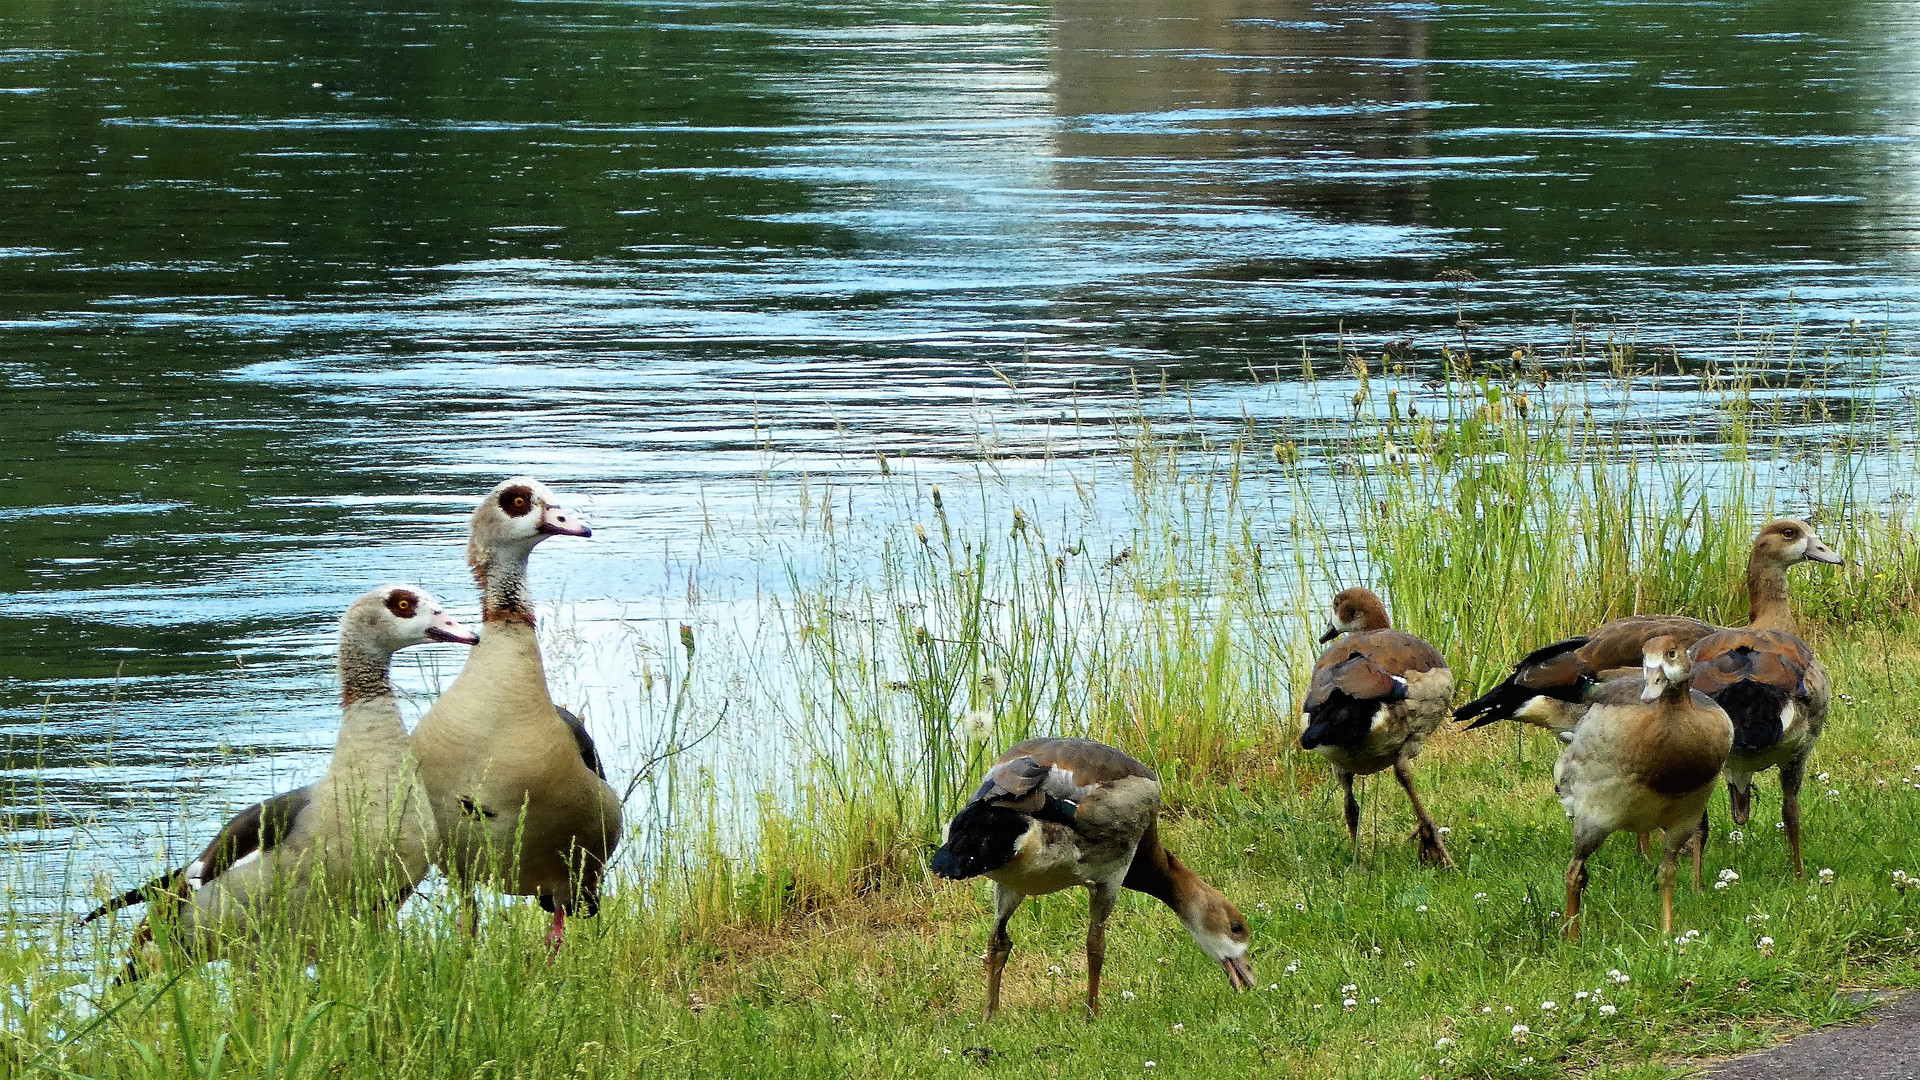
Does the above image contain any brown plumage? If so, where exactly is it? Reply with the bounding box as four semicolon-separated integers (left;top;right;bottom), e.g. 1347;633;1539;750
1554;636;1732;941
1685;519;1838;876
1455;519;1838;737
1303;588;1455;867
930;738;1253;1019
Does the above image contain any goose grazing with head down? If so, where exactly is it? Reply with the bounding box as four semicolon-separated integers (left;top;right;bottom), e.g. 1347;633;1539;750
1554;636;1732;941
1687;519;1840;877
1454;519;1840;739
79;586;476;982
409;477;621;950
930;738;1253;1019
1303;588;1456;867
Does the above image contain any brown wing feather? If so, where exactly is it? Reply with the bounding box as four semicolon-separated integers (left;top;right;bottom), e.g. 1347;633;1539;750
191;785;315;886
995;738;1156;788
1314;630;1445;677
1690;628;1811;697
1573;615;1716;673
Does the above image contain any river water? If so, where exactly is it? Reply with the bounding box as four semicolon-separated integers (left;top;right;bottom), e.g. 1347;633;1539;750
3;0;1919;900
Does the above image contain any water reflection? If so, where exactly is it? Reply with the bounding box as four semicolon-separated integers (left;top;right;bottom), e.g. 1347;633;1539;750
1;0;1918;905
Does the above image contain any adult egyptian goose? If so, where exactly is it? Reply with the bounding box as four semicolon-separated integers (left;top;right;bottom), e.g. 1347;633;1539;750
1687;519;1839;876
930;738;1253;1019
79;586;476;981
1454;519;1839;735
1303;588;1455;866
408;477;621;950
1554;636;1732;941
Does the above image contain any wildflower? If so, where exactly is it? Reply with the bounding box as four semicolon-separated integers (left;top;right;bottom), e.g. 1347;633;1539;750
1609;970;1631;986
829;1013;846;1022
1144;1062;1156;1069
1048;965;1064;976
1827;789;1840;799
1435;1037;1456;1050
1416;904;1428;913
1817;772;1831;784
1481;1007;1493;1015
1894;870;1911;892
1758;936;1775;956
1295;903;1306;912
1540;1001;1556;1012
1687;930;1701;940
1313;1004;1323;1011
1504;1006;1514;1014
1718;869;1740;884
979;666;1006;697
958;708;995;743
1474;892;1489;903
1267;983;1279;991
1436;826;1452;837
1511;1023;1530;1043
1599;1004;1618;1017
1284;962;1299;976
1171;1023;1184;1033
1819;868;1836;883
1574;991;1589;1002
1777;821;1786;830
1372;946;1383;955
1341;983;1358;994
1404;960;1416;969
1728;830;1745;843
1714;880;1730;892
1122;991;1136;1001
1343;998;1358;1010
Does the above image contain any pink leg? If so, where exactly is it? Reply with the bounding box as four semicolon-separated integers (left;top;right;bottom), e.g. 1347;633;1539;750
546;906;567;960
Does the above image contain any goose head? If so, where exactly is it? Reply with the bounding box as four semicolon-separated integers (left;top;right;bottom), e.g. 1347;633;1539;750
342;585;478;655
1177;883;1255;991
1752;519;1840;569
467;477;591;561
1639;635;1691;702
1320;587;1391;643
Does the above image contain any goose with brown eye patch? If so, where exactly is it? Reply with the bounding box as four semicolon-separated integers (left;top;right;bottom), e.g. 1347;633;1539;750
1304;587;1457;868
78;585;476;984
409;476;622;954
1553;635;1733;942
931;738;1253;1020
1456;518;1840;743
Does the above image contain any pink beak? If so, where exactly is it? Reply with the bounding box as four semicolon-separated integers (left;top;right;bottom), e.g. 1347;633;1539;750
538;504;592;538
426;611;479;645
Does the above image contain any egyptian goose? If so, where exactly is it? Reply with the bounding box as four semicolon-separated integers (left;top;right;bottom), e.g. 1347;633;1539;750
1454;519;1838;736
930;738;1253;1019
1554;636;1732;941
1688;519;1839;876
409;477;621;950
1303;588;1455;866
79;586;476;981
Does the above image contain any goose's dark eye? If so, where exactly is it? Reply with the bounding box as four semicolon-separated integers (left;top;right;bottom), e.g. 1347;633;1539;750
1229;921;1246;936
385;592;418;618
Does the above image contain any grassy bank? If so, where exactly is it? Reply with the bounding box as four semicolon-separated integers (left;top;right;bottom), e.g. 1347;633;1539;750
15;346;1920;1078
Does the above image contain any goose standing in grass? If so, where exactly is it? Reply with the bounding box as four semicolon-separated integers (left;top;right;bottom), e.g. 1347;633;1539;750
1302;588;1455;867
1688;519;1839;877
409;477;621;951
930;738;1253;1019
1555;636;1732;942
1454;519;1840;739
79;586;476;982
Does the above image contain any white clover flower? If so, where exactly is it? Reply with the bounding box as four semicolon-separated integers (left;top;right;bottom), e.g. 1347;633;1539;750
1777;821;1786;830
1404;960;1416;969
1313;1004;1323;1011
1540;1001;1556;1012
1718;869;1740;883
1267;983;1278;991
1048;965;1064;976
1599;1004;1618;1016
1474;892;1489;903
1481;1007;1493;1015
1827;789;1840;798
1504;1006;1514;1014
1758;936;1775;951
1171;1023;1184;1033
1436;826;1452;837
1341;983;1358;994
1343;997;1358;1010
1370;997;1382;1005
1511;1023;1530;1043
1819;868;1836;883
1416;904;1428;912
1817;772;1831;784
1893;870;1910;891
1295;902;1307;912
1435;1037;1455;1050
1714;880;1730;891
1284;962;1299;976
1728;830;1744;843
1610;970;1631;985
1144;1061;1156;1070
1687;929;1701;939
1121;990;1136;1001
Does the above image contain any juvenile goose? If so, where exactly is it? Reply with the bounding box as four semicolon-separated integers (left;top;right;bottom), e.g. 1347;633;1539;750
1688;519;1839;876
1303;588;1455;866
1454;519;1839;735
80;586;476;980
1554;636;1732;942
930;738;1253;1019
409;477;621;950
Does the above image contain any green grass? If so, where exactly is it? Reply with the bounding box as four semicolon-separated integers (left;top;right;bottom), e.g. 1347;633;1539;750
14;338;1920;1078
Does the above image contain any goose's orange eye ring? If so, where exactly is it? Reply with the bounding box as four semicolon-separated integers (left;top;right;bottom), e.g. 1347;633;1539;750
384;591;419;618
497;486;537;517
